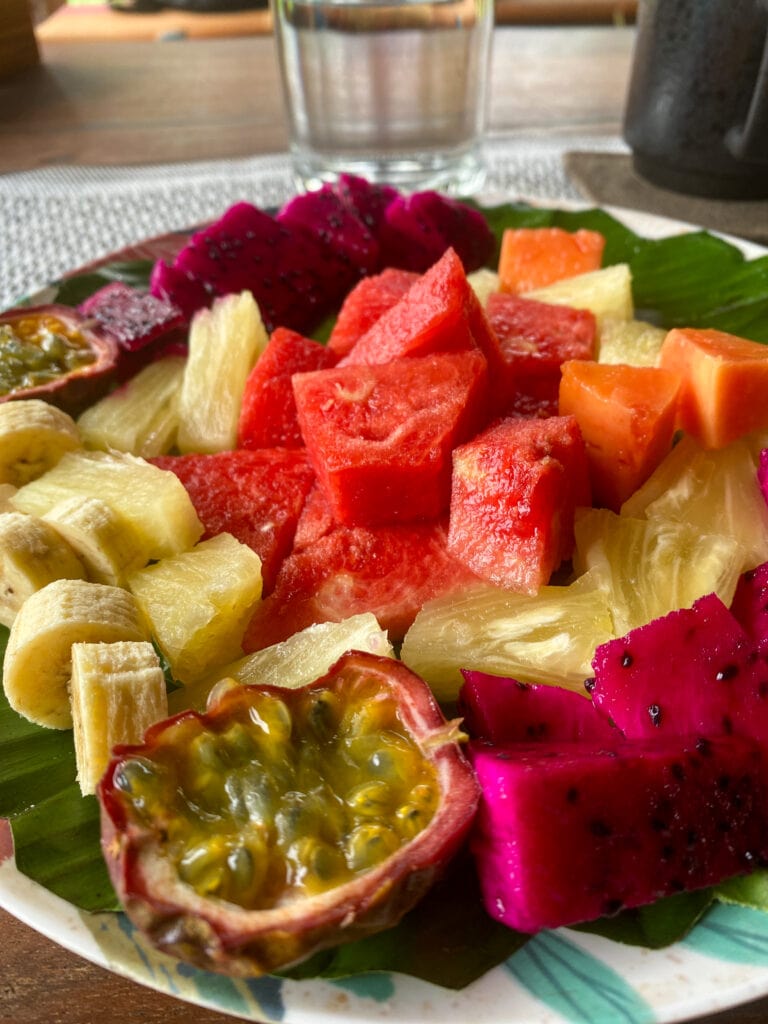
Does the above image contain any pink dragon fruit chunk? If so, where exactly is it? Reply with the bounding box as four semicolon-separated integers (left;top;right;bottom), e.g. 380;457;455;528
277;186;380;281
469;734;768;933
150;202;352;335
79;282;186;353
379;191;495;274
731;561;768;654
149;260;214;322
459;670;620;745
759;449;768;504
331;174;400;235
590;592;768;741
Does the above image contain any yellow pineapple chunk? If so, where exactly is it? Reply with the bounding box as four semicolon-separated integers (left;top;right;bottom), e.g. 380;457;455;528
127;532;263;684
574;506;744;636
467;268;500;308
598;316;667;367
11;449;203;563
525;263;634;327
401;573;614;701
177;291;268;454
622;435;768;573
77;355;185;457
70;640;168;795
170;612;393;713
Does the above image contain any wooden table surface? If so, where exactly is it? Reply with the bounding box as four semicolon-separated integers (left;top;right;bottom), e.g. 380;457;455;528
3;23;768;1024
0;26;632;172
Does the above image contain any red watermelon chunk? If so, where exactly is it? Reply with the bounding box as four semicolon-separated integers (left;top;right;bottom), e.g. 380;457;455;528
243;518;480;652
293;483;338;551
150;449;316;594
447;415;591;593
292;349;490;527
238;327;337;450
504;385;561;420
486;292;597;414
339;249;505;377
328;268;419;358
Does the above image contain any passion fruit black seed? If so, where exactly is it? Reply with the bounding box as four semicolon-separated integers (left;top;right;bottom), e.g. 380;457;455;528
0;316;96;396
112;683;439;910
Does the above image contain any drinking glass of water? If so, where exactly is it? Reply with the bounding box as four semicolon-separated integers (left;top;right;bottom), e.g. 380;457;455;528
271;0;494;195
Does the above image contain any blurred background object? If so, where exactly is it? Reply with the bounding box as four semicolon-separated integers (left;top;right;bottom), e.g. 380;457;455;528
106;0;266;11
30;0;66;22
34;0;636;43
623;0;768;199
0;0;41;77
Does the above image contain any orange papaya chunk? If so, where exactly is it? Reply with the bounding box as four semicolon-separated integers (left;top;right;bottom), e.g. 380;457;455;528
659;327;768;449
558;360;681;510
497;227;605;295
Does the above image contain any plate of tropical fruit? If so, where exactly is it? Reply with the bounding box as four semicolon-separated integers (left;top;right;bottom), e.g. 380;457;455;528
3;176;768;1024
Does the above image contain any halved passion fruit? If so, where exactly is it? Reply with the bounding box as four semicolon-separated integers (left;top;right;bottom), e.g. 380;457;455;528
0;305;118;414
98;651;480;976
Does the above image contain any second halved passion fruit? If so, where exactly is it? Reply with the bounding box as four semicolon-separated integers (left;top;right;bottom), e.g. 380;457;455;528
0;305;118;414
98;651;480;976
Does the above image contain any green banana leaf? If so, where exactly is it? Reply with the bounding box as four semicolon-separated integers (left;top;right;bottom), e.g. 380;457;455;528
53;260;155;307
2;203;768;987
281;850;529;988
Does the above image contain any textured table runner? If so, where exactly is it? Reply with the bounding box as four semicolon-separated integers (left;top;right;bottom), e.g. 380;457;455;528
0;135;618;309
4;132;765;311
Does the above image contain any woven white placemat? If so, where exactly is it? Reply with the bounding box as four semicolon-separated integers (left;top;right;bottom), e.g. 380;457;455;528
0;134;627;308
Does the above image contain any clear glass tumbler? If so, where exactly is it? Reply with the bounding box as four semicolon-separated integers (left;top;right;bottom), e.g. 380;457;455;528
271;0;494;195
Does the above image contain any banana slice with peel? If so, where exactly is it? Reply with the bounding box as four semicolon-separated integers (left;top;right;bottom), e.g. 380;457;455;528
0;511;86;628
43;495;148;587
70;640;168;795
0;399;81;487
3;578;149;729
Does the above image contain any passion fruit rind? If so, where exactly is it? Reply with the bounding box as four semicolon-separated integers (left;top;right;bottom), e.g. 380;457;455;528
98;651;480;977
0;304;119;415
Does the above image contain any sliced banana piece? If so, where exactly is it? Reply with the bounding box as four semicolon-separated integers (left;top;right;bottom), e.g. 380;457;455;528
43;495;148;587
70;639;168;795
0;399;81;487
0;484;18;512
3;578;148;729
0;511;86;628
12;448;203;562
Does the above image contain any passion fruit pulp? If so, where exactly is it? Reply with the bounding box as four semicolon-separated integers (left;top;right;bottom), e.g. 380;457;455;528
98;651;479;976
0;305;118;415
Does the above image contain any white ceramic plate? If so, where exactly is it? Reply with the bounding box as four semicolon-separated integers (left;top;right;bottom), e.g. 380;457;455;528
3;201;768;1024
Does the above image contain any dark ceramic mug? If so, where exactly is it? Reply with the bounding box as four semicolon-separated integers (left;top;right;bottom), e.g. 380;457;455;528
623;0;768;199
